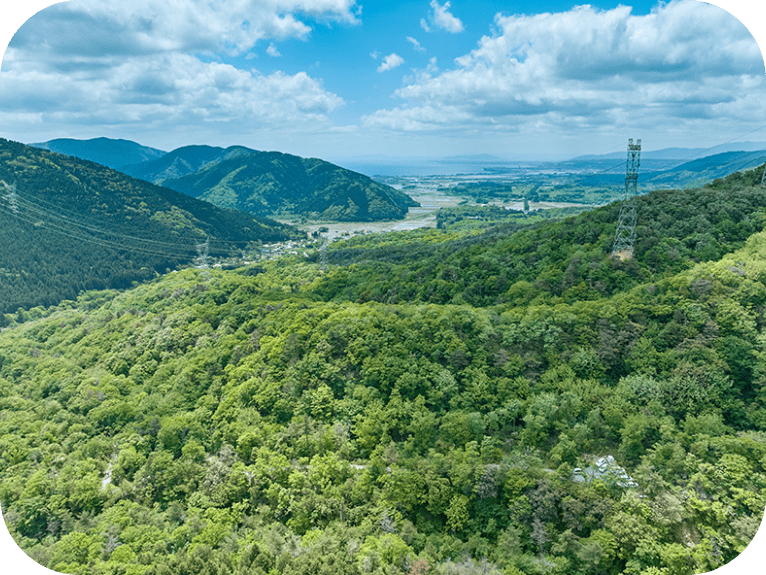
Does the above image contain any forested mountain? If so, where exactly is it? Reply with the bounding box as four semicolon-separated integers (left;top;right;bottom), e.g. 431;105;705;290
316;165;766;308
122;145;420;222
0;139;302;313
120;145;230;184
1;165;765;575
29;138;167;170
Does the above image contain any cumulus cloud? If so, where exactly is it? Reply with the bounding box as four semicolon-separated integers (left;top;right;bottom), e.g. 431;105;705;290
407;37;426;52
363;104;471;132
12;0;360;59
424;0;464;34
377;53;404;73
2;51;342;118
364;1;765;135
0;0;355;143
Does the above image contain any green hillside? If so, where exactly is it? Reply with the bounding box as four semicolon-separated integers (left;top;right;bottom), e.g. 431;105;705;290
315;166;766;309
0;139;302;313
124;146;420;222
1;167;765;575
120;145;225;183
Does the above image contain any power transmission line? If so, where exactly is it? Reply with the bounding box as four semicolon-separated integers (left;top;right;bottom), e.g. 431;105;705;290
0;184;276;261
0;195;235;261
0;202;198;258
5;186;265;248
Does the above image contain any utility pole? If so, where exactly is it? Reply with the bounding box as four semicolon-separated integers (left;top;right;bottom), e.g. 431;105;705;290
612;139;641;260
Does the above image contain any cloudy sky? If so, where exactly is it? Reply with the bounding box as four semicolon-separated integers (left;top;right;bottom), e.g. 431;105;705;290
0;0;764;161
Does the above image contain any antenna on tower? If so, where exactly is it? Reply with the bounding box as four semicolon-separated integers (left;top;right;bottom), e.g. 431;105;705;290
2;181;19;214
611;138;641;260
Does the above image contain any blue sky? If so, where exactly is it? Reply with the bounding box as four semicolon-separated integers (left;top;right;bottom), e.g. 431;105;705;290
0;1;764;161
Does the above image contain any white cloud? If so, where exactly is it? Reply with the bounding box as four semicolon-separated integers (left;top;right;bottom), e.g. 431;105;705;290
8;0;360;63
0;0;356;147
377;53;404;73
364;1;766;137
420;18;430;33
363;104;471;132
425;0;463;34
0;52;344;136
407;37;426;52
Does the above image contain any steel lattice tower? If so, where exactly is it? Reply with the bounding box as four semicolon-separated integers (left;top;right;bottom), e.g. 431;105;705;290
2;181;19;214
611;138;641;260
196;237;210;269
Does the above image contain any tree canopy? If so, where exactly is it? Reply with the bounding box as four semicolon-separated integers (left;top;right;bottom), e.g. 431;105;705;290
1;165;766;574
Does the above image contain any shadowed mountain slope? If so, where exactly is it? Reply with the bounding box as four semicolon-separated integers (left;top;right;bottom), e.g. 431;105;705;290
0;139;302;312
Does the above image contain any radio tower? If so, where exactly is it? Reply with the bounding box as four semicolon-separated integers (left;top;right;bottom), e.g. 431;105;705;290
611;138;641;260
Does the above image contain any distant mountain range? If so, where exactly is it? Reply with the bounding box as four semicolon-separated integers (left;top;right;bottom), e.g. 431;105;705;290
27;137;766;208
30;137;166;169
30;138;419;222
571;141;766;162
334;142;766;170
561;149;766;190
0;139;301;312
32;137;766;170
643;150;766;188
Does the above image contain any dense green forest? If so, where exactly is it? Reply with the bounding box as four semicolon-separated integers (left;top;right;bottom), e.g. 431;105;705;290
121;146;419;222
317;167;766;308
120;146;227;183
1;165;766;575
0;139;302;313
434;205;589;231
